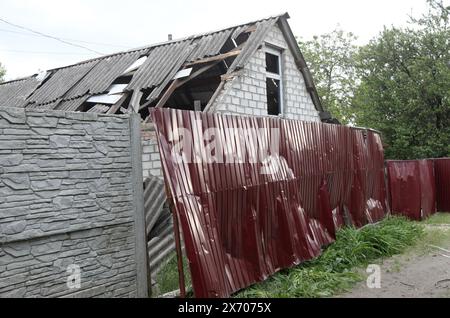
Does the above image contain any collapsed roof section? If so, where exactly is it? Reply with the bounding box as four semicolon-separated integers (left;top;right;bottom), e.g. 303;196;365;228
0;13;326;121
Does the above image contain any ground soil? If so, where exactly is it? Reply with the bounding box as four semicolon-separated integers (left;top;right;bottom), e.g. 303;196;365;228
338;225;450;298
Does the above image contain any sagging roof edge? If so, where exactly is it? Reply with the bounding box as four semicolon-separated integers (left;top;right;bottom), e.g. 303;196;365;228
277;15;325;114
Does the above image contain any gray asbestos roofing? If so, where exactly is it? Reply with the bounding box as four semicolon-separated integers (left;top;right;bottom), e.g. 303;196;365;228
0;13;324;113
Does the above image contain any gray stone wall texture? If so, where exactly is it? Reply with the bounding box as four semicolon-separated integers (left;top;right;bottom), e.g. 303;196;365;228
0;107;147;298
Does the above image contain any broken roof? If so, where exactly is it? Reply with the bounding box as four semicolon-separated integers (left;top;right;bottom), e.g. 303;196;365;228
0;13;324;117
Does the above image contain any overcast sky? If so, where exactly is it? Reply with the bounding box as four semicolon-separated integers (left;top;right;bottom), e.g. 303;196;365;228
0;0;437;80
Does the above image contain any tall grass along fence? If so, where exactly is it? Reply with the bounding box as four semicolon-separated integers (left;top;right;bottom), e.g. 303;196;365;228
387;158;450;220
150;108;387;298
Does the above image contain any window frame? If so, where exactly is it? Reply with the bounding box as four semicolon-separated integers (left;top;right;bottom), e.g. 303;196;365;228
265;45;284;115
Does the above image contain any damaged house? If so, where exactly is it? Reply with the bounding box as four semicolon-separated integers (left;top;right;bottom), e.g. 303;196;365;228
0;13;331;179
0;13;333;292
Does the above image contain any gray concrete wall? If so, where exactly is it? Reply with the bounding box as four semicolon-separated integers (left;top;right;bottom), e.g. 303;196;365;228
0;107;148;298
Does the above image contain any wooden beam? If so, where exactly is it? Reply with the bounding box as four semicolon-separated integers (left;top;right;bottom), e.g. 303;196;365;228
154;79;181;108
149;61;222;110
184;50;241;67
107;93;129;114
130;90;144;113
120;107;132;114
175;61;221;88
243;25;257;33
220;70;242;81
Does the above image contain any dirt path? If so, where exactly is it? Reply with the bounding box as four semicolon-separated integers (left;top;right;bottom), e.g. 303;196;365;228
338;225;450;298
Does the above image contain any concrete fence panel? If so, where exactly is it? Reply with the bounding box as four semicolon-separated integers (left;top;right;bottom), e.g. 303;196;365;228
0;107;148;298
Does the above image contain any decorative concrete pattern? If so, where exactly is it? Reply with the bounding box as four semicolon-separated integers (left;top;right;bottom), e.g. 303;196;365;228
0;107;147;298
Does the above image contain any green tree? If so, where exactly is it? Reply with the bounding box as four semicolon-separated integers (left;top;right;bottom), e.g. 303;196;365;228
298;28;359;124
353;0;450;159
0;62;5;82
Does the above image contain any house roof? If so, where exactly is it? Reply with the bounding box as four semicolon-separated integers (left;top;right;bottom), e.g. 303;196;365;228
0;13;325;116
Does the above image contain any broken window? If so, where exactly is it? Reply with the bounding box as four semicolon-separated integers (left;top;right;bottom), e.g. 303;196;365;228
265;47;283;116
267;78;281;116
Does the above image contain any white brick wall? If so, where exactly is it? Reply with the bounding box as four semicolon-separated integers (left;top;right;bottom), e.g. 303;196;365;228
211;24;320;122
143;24;321;180
141;129;163;179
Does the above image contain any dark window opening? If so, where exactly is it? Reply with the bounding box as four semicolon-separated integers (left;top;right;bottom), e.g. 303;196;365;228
266;53;280;74
267;78;281;116
111;75;133;85
162;62;226;111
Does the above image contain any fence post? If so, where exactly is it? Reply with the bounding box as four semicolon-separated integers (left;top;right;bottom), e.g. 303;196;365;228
130;113;150;298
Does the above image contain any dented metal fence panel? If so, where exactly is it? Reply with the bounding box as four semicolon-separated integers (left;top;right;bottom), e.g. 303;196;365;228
418;160;436;218
387;160;436;220
435;158;450;212
151;108;387;298
387;161;422;220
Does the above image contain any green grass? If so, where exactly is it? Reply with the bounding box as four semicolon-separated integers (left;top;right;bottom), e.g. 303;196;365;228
155;253;192;296
415;227;450;254
424;212;450;225
154;216;426;298
236;216;424;298
414;212;450;255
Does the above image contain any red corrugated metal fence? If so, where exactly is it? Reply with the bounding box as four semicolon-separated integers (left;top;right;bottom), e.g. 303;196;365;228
151;108;387;298
387;160;436;220
435;158;450;212
419;160;437;219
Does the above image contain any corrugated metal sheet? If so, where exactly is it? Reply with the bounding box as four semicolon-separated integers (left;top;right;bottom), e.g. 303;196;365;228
25;100;59;110
87;104;110;114
146;45;195;103
435;158;450;212
0;13;324;115
228;18;278;71
144;176;167;235
419;160;436;218
127;41;193;92
150;108;387;298
187;29;233;62
56;95;90;112
27;60;99;106
143;176;176;275
0;77;40;108
63;50;146;100
387;160;436;220
148;208;175;274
